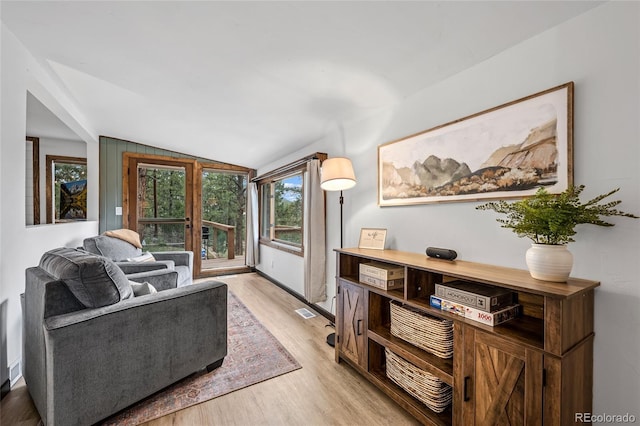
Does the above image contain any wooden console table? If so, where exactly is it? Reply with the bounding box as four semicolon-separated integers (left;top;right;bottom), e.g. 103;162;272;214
334;248;599;425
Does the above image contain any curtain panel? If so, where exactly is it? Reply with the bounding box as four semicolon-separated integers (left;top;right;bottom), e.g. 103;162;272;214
303;159;327;303
246;182;259;267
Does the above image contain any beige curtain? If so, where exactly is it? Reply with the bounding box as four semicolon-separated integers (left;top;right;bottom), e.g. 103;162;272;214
246;182;259;267
304;159;326;303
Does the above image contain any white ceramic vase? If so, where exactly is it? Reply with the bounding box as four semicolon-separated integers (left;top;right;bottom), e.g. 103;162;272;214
525;243;574;282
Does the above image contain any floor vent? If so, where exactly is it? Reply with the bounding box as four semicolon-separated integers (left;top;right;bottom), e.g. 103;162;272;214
295;308;316;319
9;360;21;386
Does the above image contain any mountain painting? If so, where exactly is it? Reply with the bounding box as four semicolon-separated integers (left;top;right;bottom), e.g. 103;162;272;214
378;83;573;206
59;179;87;220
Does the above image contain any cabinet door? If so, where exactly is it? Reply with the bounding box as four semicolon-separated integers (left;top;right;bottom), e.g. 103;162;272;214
338;280;366;368
458;327;543;426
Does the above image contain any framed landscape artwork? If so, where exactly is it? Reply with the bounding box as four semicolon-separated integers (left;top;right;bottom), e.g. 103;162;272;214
59;179;87;221
378;82;574;206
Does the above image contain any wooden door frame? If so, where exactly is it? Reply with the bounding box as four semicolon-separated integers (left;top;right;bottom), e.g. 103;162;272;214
123;152;255;278
26;137;40;224
122;152;196;255
196;161;254;277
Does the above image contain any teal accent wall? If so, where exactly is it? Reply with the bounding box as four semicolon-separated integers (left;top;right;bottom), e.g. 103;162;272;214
98;136;219;233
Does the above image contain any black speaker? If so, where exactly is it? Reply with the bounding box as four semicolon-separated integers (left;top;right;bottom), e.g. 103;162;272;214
426;247;457;261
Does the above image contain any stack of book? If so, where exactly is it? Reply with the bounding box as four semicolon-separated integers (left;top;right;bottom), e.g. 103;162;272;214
359;261;404;290
429;280;521;326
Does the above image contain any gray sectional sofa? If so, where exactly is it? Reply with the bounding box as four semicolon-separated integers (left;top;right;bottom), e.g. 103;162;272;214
82;234;194;287
23;247;227;425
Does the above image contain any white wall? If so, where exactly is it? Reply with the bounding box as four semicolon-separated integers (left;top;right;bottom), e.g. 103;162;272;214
258;245;305;295
0;24;99;384
259;2;640;417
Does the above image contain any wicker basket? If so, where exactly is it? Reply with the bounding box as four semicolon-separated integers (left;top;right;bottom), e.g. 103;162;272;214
385;349;452;413
390;301;453;358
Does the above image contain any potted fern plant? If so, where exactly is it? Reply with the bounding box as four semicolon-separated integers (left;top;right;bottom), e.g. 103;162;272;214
476;185;638;282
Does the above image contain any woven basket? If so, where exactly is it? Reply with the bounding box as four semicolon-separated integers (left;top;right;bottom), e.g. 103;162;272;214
390;301;453;358
385;349;452;413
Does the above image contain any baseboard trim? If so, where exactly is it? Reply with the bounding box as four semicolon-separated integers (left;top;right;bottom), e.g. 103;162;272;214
1;378;10;400
254;270;335;323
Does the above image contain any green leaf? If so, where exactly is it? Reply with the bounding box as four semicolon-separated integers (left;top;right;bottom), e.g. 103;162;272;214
476;185;638;244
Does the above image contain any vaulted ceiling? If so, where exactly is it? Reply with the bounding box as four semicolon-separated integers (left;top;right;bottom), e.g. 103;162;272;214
2;1;601;169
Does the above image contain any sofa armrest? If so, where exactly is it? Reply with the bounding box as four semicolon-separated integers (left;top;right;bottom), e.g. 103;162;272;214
125;268;179;291
115;260;175;274
43;281;227;426
152;251;193;269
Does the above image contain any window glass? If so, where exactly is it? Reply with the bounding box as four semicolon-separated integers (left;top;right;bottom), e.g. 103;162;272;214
274;174;303;245
261;183;272;239
137;164;186;251
201;168;248;268
260;172;304;248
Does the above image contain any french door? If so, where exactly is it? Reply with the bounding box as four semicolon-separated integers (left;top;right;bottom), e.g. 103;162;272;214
124;155;194;253
123;153;254;278
199;166;249;274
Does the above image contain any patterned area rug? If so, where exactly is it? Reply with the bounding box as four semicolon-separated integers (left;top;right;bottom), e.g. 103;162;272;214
101;291;301;425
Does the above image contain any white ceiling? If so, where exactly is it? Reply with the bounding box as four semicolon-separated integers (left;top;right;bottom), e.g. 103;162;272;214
2;1;602;169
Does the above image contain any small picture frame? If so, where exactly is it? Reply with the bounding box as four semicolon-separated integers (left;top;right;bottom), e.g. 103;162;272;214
358;228;387;250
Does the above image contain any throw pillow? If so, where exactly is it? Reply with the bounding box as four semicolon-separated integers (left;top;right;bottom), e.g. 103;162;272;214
127;252;156;263
128;280;158;296
103;229;143;249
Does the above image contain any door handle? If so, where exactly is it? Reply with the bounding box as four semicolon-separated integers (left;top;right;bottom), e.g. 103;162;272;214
464;376;471;401
356;319;363;336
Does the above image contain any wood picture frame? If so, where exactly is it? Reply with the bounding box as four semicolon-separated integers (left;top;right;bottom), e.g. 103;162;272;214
358;228;387;250
378;82;574;206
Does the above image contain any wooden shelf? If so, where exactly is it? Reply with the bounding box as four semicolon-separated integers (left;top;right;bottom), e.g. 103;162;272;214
368;369;453;426
338;275;406;302
369;326;453;385
409;295;545;351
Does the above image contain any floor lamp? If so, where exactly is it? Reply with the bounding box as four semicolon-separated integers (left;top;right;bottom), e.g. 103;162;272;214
320;157;357;347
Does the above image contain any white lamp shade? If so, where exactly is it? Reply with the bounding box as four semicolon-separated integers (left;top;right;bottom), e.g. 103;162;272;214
321;157;356;191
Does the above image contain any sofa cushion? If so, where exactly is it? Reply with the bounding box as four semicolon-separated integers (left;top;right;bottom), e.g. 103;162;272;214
83;235;142;261
39;248;133;308
174;266;192;287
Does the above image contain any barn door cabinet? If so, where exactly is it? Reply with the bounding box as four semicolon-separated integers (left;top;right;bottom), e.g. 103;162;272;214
337;279;366;368
334;248;599;426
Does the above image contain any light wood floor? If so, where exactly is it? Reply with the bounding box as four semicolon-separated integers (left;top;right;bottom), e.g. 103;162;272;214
1;273;419;426
201;256;247;270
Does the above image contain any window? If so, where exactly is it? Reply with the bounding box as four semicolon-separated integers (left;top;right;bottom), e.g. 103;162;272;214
260;172;304;250
256;152;326;255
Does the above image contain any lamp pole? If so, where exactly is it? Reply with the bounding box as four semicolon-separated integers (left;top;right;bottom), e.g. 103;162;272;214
339;190;344;248
320;158;356;348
